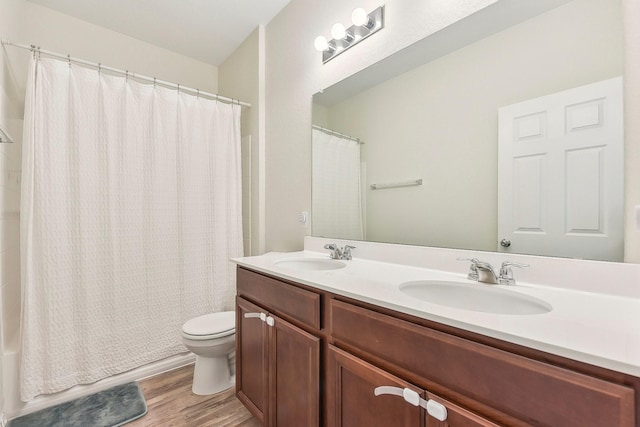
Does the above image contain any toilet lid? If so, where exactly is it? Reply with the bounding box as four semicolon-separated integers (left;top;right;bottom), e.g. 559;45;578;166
182;311;235;336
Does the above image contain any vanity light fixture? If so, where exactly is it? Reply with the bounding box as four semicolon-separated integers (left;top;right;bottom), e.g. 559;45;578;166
314;6;385;63
314;36;333;52
331;23;347;40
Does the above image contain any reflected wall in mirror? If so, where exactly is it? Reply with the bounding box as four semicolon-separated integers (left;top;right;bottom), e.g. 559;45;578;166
312;0;625;262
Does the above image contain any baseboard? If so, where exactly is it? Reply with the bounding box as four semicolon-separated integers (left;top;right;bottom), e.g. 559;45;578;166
4;352;195;420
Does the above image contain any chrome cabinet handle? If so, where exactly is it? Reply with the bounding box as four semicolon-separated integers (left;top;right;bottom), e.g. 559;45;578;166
500;239;511;248
373;386;448;421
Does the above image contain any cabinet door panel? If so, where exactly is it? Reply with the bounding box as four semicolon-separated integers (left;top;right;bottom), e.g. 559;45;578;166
236;297;268;424
269;315;320;427
327;345;423;427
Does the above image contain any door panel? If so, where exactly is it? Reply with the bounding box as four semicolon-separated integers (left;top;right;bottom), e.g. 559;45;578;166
498;77;623;261
513;154;545;232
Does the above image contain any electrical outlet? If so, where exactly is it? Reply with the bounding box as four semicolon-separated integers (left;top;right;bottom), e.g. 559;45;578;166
298;211;309;228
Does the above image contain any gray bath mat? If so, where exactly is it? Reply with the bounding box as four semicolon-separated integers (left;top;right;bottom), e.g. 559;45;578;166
8;382;147;427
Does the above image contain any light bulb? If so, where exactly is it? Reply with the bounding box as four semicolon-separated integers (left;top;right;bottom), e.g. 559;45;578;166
314;35;329;51
351;8;369;26
331;23;346;40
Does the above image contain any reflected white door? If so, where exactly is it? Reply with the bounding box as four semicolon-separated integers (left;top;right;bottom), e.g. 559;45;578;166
497;77;623;261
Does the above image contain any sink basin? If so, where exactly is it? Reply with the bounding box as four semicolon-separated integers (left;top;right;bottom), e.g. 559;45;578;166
399;280;552;315
274;257;346;271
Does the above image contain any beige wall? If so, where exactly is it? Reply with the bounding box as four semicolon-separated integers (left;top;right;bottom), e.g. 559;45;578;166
263;0;497;251
0;0;26;416
0;0;219;367
219;27;265;255
324;0;623;252
21;3;218;93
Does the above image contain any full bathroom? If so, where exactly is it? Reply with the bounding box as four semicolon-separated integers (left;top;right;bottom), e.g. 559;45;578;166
1;0;640;426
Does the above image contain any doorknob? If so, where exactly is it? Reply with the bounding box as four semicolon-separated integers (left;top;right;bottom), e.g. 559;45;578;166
500;239;511;248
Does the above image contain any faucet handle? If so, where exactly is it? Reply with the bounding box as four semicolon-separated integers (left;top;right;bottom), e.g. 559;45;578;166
498;261;530;285
324;243;342;259
457;257;480;264
342;245;356;260
457;258;480;281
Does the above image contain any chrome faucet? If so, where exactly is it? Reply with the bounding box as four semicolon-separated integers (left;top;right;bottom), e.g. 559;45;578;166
498;261;530;285
458;258;498;284
342;245;356;260
460;258;530;285
324;243;356;260
458;257;480;281
324;244;342;259
474;260;498;284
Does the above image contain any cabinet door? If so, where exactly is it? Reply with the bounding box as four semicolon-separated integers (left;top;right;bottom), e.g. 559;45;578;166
327;345;423;427
236;297;269;424
268;314;320;427
425;394;501;427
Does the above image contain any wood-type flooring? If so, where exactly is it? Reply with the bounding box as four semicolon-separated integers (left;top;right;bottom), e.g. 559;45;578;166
127;364;260;427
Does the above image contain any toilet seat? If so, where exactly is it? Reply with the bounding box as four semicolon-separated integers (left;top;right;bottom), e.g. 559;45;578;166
182;311;235;341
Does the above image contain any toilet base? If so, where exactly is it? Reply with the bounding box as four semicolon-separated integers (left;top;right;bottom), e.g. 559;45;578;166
192;354;233;395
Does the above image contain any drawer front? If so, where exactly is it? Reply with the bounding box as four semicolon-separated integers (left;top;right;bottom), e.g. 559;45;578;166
330;299;635;427
237;267;321;330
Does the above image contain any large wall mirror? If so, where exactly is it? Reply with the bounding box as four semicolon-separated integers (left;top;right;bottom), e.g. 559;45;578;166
312;0;626;262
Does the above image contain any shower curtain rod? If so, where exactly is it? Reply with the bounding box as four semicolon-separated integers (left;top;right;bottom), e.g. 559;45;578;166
1;39;251;108
312;125;364;144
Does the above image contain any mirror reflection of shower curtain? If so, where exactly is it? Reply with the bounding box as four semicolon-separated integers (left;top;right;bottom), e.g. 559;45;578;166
312;128;364;240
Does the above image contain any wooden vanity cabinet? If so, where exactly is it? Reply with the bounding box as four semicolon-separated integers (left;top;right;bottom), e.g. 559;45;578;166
236;269;321;427
236;267;638;427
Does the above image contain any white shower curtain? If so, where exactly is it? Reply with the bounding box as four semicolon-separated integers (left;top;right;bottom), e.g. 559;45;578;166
20;56;243;400
312;128;363;240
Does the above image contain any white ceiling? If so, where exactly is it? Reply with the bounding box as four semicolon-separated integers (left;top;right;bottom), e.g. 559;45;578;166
27;0;291;66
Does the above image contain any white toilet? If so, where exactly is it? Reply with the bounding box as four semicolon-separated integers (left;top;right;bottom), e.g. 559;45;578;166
181;311;236;395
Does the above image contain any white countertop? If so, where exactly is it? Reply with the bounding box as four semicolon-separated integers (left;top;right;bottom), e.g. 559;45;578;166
233;250;640;377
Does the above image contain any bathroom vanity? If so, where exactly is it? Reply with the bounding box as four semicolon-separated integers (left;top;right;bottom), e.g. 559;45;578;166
233;240;640;426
